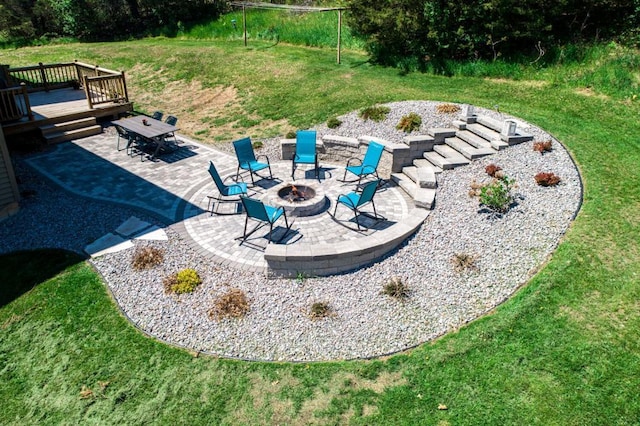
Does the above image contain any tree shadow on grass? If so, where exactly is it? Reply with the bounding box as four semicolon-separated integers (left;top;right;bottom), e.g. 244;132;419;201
0;249;85;308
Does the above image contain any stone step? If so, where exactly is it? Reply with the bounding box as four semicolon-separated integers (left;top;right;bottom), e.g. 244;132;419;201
40;117;97;136
456;129;492;149
466;122;502;142
428;128;457;143
390;173;436;209
472;117;534;145
476;115;503;133
401;164;437;188
413;158;443;174
43;125;103;144
445;137;495;160
452;119;467;130
433;144;471;167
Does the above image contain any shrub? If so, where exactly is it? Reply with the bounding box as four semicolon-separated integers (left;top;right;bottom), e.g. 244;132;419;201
381;276;410;299
163;268;201;294
132;246;164;270
285;130;296;139
209;288;250;320
396;112;422;133
327;117;342;129
479;176;515;213
436;103;461;114
533;140;553;154
451;253;478;273
252;140;263;149
469;179;484;197
535;172;561;186
359;105;390;122
485;163;502;177
309;302;332;320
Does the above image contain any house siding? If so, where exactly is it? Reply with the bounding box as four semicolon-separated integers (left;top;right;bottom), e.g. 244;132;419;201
0;126;20;220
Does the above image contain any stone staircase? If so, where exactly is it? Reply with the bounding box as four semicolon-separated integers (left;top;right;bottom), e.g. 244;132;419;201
391;114;533;210
40;117;103;144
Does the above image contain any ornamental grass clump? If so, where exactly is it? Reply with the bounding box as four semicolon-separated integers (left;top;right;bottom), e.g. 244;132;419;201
535;172;561;186
131;246;164;270
451;253;479;273
381;276;410;299
163;268;201;294
533;140;553;154
209;288;250;320
359;105;390;122
436;103;461;114
396;112;422;133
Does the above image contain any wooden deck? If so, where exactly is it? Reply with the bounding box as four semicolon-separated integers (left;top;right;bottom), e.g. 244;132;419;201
1;88;133;136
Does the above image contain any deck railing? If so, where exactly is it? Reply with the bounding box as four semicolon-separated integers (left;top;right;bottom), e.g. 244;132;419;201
0;84;33;124
0;61;129;124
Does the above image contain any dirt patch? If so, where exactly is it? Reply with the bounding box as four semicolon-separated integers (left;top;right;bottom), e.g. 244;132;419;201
484;78;548;88
231;369;407;425
126;64;290;143
574;87;610;100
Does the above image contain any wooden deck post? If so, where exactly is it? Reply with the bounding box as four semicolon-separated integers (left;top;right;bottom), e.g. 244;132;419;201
21;83;34;121
83;75;94;109
121;71;129;102
0;65;10;85
38;62;49;92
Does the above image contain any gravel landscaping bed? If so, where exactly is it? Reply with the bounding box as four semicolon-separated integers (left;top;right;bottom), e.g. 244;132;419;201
1;101;582;362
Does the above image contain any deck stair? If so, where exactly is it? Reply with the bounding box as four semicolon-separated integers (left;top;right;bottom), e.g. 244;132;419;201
387;113;534;210
40;117;102;144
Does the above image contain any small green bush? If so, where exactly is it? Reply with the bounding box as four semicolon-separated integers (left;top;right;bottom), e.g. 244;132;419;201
285;130;296;139
252;140;263;149
396;112;422;133
327;117;342;129
164;268;201;294
479;176;515;213
359;105;390;122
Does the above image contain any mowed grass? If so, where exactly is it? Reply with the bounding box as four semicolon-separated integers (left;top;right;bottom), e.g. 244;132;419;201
1;40;640;424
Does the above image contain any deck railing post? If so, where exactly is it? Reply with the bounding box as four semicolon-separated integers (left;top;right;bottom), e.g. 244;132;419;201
121;71;129;103
38;62;49;92
74;59;83;88
21;83;34;121
83;75;94;109
0;65;10;85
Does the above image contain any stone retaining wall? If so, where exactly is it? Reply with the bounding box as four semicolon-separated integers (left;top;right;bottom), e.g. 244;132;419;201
264;208;429;277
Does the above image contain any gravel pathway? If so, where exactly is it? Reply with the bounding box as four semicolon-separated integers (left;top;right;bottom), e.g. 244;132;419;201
0;101;582;362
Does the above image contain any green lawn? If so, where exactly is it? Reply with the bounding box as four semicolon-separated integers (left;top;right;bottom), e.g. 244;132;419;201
1;39;639;424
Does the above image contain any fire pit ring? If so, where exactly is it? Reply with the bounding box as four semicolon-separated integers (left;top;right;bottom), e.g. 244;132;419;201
265;181;327;217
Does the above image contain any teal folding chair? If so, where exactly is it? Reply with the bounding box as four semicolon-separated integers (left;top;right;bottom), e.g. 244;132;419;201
333;179;383;230
207;161;248;215
232;137;273;185
239;196;292;243
342;141;384;187
292;130;318;179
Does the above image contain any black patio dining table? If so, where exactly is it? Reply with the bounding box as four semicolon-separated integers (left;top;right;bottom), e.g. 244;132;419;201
112;115;179;160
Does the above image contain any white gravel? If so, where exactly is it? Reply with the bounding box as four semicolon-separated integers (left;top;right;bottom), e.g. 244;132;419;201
1;101;582;362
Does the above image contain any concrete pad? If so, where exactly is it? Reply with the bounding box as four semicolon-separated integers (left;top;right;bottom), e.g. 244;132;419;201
115;216;152;237
85;233;134;257
133;225;168;241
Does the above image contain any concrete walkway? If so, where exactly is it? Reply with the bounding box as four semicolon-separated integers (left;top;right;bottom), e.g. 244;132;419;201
25;128;416;274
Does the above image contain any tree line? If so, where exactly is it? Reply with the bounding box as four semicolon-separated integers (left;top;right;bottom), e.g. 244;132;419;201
0;0;227;43
346;0;640;68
